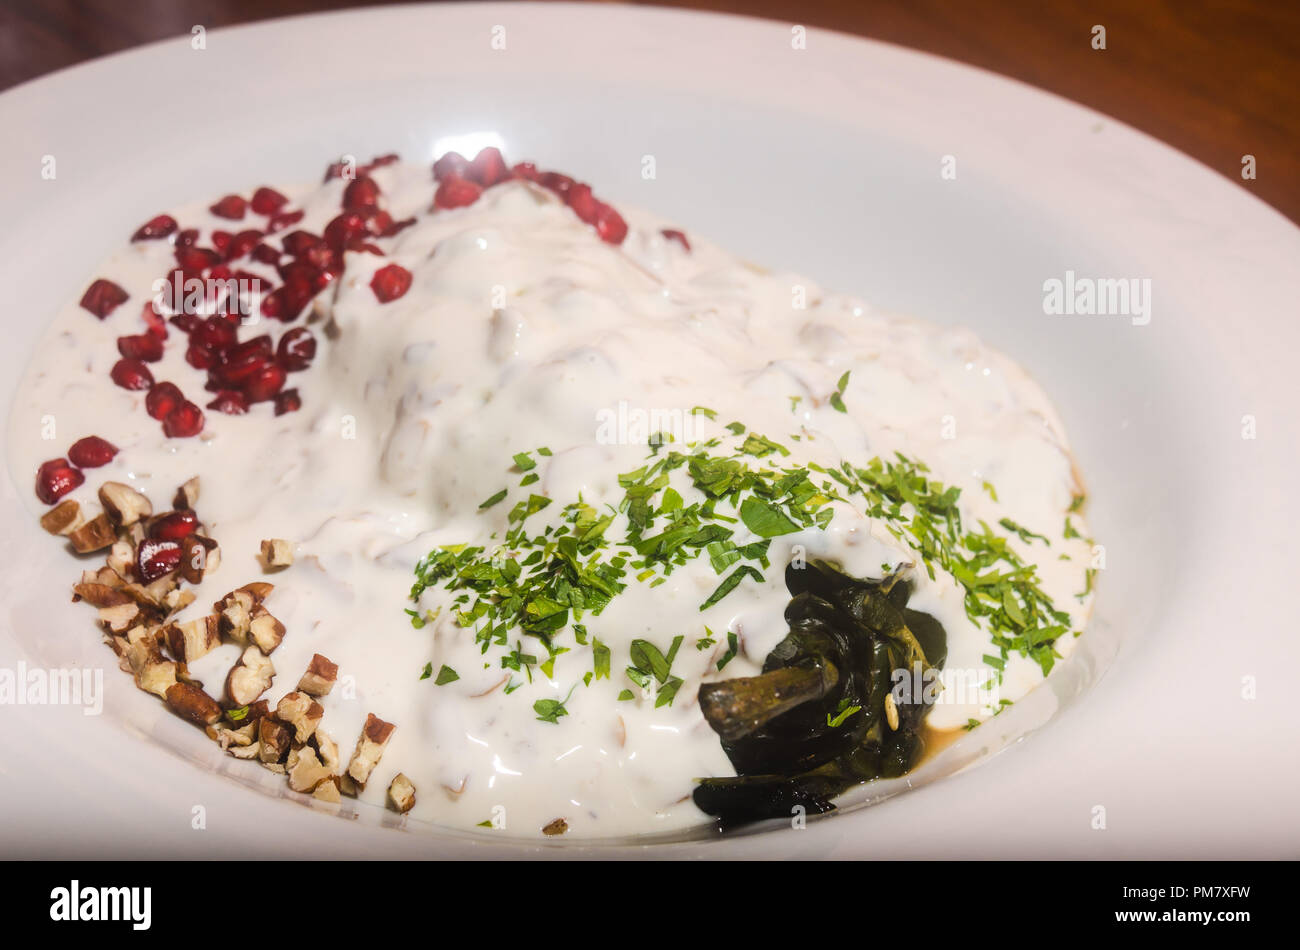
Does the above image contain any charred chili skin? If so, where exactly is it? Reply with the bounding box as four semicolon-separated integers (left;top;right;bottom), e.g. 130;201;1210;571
693;560;945;827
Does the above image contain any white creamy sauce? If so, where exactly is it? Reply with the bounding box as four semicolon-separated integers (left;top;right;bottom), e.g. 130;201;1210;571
8;162;1094;837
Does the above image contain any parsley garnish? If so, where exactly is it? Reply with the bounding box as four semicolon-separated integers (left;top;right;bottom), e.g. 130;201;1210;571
534;686;575;723
829;370;850;413
716;631;739;670
592;637;611;679
412;422;1085;709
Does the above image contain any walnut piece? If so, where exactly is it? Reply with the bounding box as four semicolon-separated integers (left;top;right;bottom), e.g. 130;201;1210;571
225;645;275;706
275;691;323;743
297;654;338;696
41;499;83;536
69;514;117;554
346;713;395;787
258;717;291;764
287;746;333;793
165;616;220;663
173;476;200;510
387;773;416;814
247;605;285;654
99;481;152;527
260;538;294;569
165;682;222;725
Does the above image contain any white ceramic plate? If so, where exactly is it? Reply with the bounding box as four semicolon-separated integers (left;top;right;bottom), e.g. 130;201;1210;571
1;3;1297;859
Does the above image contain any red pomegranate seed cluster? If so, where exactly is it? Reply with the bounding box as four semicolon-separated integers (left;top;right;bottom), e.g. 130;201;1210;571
431;146;629;245
93;171;377;447
35;436;118;505
55;150;647;505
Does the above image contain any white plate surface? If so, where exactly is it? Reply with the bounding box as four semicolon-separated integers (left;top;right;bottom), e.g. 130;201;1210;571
0;3;1297;858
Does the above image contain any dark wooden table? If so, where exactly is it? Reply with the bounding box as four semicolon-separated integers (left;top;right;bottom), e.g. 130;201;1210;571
3;0;1295;222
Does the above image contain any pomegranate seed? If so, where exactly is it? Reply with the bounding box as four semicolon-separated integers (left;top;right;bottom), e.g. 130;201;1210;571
137;538;182;582
206;389;248;414
278;265;330;317
208;348;269;389
118;333;164;363
35;458;84;505
243;363;287;403
132;214;178;242
185;343;218;369
433;176;482;210
433;151;469;181
300;243;340;275
175;245;221;274
662;228;692;252
80;279;128;319
276;327;317;371
323;212;369;251
468;147;508;187
169;313;200;334
368;209;393;234
223;229;263;261
260;288;286;321
266;208;304;233
211;230;232;254
370;263;413;303
110;358;154;391
163;401;204;438
228;335;274;363
141;303;169;339
510;162;540;182
539;172;575;197
250;186;288;215
67;436;118;468
274;388;302;416
279;260;328;298
192;315;237;352
363;153;400;172
149;509;200;540
594;203;628;244
251;243;281;265
343;176;381;211
281;230;324;257
379;216;416;238
566;184;599;224
146;382;184;420
210;194;247;220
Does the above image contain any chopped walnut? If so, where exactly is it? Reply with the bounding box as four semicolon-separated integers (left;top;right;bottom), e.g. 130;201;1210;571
99;481;152;527
165;616;220;663
297;654;338;696
225;645;275;706
260;538;294;569
41;499;83;536
387;773;416;814
287;746;333;793
276;691;323;743
69;514;117;554
346;713;395;787
165;682;221;725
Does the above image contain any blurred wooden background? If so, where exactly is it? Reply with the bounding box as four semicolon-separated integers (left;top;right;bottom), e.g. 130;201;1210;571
2;0;1295;221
